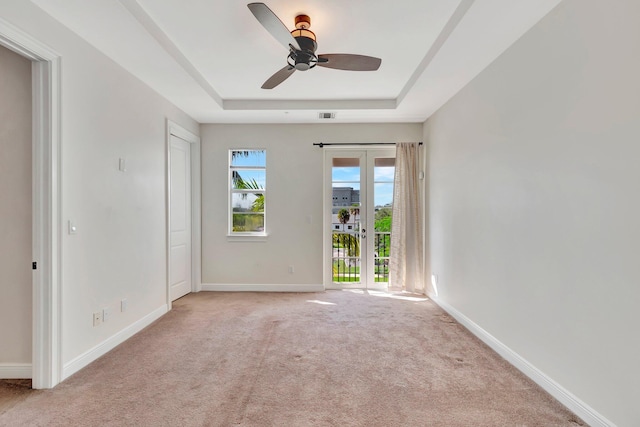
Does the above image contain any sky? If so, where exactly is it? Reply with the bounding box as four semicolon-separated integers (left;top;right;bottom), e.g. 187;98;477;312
230;150;266;167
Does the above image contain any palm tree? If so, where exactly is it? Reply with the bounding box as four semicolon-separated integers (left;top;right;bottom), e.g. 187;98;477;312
232;172;264;232
333;233;360;257
230;150;252;188
334;208;359;258
234;175;264;212
349;205;360;230
337;208;350;225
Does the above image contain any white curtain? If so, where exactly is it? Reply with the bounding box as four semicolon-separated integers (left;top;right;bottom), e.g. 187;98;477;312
389;142;424;293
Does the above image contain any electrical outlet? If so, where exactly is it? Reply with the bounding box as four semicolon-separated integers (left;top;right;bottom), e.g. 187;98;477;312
102;307;111;322
288;265;295;274
93;312;101;327
121;298;128;312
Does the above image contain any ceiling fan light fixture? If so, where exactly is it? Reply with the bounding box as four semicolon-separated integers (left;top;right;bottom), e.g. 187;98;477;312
290;28;315;41
291;14;315;41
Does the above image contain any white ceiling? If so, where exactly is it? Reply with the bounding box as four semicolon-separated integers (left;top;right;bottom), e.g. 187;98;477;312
31;0;562;124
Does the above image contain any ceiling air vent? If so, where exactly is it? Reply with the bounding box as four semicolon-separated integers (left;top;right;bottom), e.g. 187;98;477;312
318;112;336;119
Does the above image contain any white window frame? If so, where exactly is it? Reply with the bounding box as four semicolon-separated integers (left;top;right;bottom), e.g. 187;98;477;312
228;149;267;240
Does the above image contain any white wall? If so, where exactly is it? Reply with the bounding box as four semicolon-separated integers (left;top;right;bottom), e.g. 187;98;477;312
0;1;198;376
201;123;422;287
0;44;32;367
426;0;640;425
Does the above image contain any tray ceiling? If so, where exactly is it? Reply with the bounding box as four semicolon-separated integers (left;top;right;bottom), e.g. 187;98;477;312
31;0;562;123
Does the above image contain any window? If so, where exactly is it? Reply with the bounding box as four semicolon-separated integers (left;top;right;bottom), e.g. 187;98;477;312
229;149;266;235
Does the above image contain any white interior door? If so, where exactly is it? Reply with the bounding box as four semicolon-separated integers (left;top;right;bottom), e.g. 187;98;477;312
169;135;192;301
325;148;395;290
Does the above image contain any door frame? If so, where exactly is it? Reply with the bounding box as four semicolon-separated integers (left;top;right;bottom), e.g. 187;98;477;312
0;18;62;388
323;147;395;290
165;120;201;309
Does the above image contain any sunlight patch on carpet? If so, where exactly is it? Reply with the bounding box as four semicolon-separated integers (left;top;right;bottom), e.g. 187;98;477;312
368;290;429;302
306;300;336;306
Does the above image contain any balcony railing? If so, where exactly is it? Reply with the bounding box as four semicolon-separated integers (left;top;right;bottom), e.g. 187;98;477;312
332;231;390;283
374;232;390;282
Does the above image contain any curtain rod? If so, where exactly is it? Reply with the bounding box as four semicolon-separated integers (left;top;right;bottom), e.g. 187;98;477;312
313;142;423;148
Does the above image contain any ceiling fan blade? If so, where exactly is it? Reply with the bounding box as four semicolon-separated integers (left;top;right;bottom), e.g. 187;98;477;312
317;54;382;71
248;3;301;51
262;66;296;89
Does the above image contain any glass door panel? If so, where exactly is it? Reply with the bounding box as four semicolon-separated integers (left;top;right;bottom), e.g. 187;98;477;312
331;156;364;287
371;157;395;288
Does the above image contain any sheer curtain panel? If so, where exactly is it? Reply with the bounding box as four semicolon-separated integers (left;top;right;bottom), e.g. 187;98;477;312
390;142;424;293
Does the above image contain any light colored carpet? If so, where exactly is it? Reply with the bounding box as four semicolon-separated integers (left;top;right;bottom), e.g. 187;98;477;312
0;291;585;426
0;379;32;417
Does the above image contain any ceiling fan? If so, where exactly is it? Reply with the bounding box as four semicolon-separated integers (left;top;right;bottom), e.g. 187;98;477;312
247;2;382;89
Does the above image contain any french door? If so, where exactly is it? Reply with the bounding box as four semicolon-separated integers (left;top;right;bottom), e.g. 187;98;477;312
324;148;395;290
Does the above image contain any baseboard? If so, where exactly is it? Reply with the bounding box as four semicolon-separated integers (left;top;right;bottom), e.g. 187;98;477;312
434;298;615;427
0;363;32;379
62;304;168;380
201;283;324;292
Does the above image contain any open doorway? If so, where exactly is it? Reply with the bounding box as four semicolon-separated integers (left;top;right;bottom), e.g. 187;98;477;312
324;148;395;290
0;44;32;380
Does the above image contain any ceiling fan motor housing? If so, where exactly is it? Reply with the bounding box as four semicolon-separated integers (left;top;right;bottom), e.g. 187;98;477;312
289;35;317;70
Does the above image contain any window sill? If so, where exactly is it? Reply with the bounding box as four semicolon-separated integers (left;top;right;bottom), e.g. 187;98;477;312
226;233;268;242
